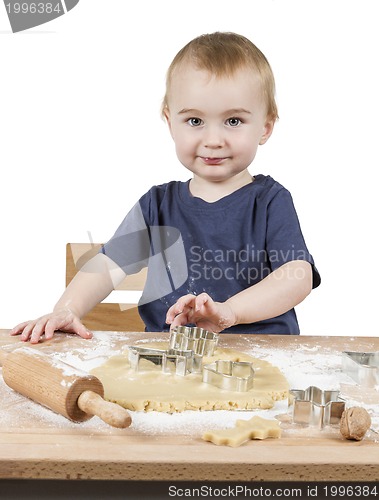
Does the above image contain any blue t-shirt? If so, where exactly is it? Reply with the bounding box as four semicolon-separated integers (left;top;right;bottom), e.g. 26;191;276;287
102;175;320;334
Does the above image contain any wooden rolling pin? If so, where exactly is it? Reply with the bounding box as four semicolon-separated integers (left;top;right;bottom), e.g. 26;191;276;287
0;347;132;428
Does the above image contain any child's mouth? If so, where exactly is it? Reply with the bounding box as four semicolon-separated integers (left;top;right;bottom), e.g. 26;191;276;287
201;157;227;165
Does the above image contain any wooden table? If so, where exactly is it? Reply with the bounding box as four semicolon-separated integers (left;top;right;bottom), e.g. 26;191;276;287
0;329;378;482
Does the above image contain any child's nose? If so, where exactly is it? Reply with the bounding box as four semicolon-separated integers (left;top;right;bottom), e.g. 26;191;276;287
203;126;225;149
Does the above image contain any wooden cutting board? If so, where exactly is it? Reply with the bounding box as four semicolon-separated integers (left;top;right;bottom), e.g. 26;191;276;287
0;328;378;481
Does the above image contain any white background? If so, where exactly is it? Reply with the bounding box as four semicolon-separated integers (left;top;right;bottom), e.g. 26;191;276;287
1;0;378;336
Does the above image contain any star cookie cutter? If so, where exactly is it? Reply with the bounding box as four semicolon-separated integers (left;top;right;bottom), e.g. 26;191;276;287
128;345;202;377
169;326;219;357
202;360;254;392
342;351;379;388
290;386;345;427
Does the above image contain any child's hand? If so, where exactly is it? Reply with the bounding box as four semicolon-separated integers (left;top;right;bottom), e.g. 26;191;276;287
165;293;236;333
10;309;92;344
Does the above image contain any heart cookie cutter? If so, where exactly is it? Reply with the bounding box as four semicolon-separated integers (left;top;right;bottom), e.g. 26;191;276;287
169;326;219;357
128;346;202;377
290;386;345;427
202;360;255;392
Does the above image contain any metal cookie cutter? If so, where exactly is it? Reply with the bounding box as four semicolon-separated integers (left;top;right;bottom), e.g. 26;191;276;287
342;351;379;388
202;360;254;392
290;386;345;427
128;346;202;377
169;326;219;357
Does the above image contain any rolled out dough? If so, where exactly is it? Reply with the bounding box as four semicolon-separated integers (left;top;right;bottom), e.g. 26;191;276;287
91;342;289;413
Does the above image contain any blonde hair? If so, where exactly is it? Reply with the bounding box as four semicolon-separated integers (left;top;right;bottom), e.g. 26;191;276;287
162;32;278;121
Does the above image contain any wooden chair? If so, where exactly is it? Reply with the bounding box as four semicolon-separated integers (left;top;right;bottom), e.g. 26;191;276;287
66;243;147;331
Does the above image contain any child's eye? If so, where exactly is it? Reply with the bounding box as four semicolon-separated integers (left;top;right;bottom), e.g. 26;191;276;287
226;117;242;127
187;117;203;127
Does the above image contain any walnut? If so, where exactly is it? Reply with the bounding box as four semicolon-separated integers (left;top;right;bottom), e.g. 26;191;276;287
340;407;371;441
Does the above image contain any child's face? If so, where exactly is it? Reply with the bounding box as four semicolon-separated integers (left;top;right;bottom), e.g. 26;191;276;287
165;64;274;184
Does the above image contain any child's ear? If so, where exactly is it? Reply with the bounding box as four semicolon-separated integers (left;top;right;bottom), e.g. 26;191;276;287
259;118;275;145
163;107;173;136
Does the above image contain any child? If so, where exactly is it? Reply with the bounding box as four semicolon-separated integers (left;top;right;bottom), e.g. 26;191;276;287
11;32;320;344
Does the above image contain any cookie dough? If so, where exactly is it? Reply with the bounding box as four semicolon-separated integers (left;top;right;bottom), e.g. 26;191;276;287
91;342;288;413
202;416;282;447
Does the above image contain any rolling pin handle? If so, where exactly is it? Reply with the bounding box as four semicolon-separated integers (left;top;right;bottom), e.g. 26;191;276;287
77;390;132;428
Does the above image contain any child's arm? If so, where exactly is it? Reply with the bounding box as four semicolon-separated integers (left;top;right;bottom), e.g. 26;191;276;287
11;253;126;344
165;260;312;332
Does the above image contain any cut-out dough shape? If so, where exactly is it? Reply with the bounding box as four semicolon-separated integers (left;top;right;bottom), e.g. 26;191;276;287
202;416;282;447
91;343;288;413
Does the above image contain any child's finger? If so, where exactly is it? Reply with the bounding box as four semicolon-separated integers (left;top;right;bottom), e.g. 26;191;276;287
30;320;48;344
73;320;93;340
195;293;211;311
168;312;190;329
166;294;196;322
19;322;36;341
30;314;60;343
9;321;31;336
